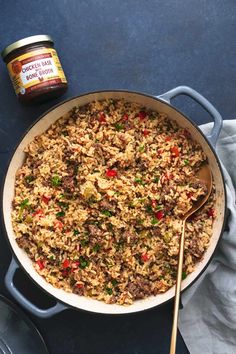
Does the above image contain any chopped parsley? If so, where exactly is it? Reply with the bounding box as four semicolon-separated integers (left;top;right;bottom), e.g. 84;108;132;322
79;256;89;269
114;123;124;131
74;164;79;175
18;198;29;220
57;201;69;210
61;130;68;136
20;198;29;208
24;175;35;184
134;177;144;185
87;196;97;204
182;271;187;280
111;279;118;287
101;210;112;217
93;244;101;252
139;145;145;152
137;218;144;225
115;240;124;250
56;211;65;218
151;217;159;225
73;229;79;236
80;239;89;247
184;159;189;165
145;205;153;213
152;177;159;183
51;175;61;187
107;223;114;231
105;287;113;295
149;115;156;121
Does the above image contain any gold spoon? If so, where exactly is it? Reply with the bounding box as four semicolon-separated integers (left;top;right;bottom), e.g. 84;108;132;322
169;163;213;354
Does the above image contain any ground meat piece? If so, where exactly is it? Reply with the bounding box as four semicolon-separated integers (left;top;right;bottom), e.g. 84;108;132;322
122;230;136;242
137;161;147;171
16;234;30;251
164;203;174;212
30;159;42;169
73;286;85;296
79;104;90;114
124;120;134;130
62;149;72;161
100;199;116;212
12;200;17;208
190;179;207;193
163;185;172;194
62;176;75;192
127;279;152;299
189;238;203;257
66;161;79;176
94;145;105;165
87;224;103;237
107;295;117;304
42;179;50;187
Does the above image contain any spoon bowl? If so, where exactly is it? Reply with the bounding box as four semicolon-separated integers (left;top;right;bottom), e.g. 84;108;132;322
183;163;213;220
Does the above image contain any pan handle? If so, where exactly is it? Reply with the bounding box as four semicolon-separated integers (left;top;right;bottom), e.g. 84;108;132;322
158;86;223;147
5;257;67;318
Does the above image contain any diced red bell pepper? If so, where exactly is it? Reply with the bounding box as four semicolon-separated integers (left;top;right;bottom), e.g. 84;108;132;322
170;146;180;157
36;259;44;270
32;209;44;217
123;114;129;121
42;195;51;204
143;129;150;136
99;112;106;123
139;111;147;120
141;253;149;262
76;283;84;289
106;169;117;177
207;208;215;218
186;192;193;199
165;136;171;142
54;220;63;229
151;199;157;208
155;210;164;220
157;149;163;156
62;259;70;268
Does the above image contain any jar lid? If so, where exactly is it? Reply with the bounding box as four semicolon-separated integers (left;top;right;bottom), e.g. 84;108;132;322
1;34;54;59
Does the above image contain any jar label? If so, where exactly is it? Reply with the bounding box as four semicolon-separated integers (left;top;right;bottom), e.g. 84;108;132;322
7;48;67;96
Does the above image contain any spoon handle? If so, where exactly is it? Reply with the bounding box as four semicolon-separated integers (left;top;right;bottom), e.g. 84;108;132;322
169;219;186;354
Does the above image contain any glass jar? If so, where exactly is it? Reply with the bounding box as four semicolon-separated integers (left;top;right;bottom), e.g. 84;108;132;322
1;35;68;104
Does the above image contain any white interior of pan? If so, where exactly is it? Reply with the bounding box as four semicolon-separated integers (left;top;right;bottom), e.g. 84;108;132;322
3;91;226;314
